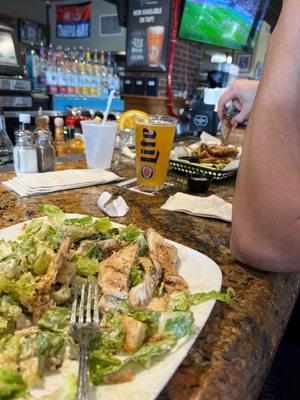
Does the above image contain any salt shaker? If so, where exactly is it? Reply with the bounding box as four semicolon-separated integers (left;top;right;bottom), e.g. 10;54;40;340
13;133;38;174
36;131;55;172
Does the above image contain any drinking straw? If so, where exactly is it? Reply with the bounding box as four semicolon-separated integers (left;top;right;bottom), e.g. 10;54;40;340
102;89;115;125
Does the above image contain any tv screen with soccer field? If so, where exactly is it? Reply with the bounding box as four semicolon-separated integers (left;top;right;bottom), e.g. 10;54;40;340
179;0;269;51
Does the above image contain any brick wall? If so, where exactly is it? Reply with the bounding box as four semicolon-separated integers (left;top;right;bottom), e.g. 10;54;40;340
124;2;202;98
172;38;202;96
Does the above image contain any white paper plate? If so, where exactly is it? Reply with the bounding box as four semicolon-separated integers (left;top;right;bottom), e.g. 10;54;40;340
0;214;222;400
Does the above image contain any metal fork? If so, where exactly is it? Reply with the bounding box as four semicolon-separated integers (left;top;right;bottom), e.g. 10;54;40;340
70;283;101;400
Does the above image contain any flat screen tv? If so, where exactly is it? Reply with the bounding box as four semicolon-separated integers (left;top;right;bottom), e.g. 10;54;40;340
179;0;269;51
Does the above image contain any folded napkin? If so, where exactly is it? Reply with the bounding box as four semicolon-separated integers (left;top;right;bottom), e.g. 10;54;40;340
98;191;129;217
161;192;232;222
3;169;122;197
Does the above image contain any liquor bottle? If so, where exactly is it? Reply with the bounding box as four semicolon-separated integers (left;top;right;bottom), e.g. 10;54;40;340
112;62;120;97
47;43;54;67
45;43;57;94
53;117;68;156
106;52;114;94
66;126;79;154
31;47;40;91
100;52;109;97
25;43;34;79
38;42;47;93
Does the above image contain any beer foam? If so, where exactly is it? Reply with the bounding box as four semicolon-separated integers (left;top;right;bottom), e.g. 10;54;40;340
147;26;165;35
136;116;177;126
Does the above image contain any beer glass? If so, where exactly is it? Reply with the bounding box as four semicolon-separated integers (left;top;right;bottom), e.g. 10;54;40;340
135;115;177;191
147;26;165;67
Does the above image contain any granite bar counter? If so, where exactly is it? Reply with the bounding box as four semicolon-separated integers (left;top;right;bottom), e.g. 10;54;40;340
0;153;299;400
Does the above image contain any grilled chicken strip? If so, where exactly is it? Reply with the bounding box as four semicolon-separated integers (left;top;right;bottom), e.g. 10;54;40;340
128;257;161;309
27;236;74;319
98;238;124;256
69;238;124;260
57;261;76;285
146;229;188;293
98;242;139;311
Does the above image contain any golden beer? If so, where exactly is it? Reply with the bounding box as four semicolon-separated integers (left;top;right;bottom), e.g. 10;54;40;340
135;115;177;191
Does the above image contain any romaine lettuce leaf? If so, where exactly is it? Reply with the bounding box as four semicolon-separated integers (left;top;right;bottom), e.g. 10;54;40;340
19;331;65;366
20;218;44;240
168;287;235;311
93;218;111;233
38;307;70;332
88;351;122;385
167;291;188;311
0;258;18;279
0;334;20;368
38;204;65;220
0;239;13;262
119;225;142;243
90;310;125;354
158;311;194;339
0;273;37;304
131;310;160;337
137;234;148;256
0;368;27;399
75;256;98;277
32;249;51;275
0;276;13;294
188;287;235;306
65;216;93;227
126;336;177;368
129;263;144;287
14;272;37;301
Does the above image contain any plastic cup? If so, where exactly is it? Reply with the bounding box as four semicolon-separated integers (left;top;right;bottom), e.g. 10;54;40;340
81;121;117;169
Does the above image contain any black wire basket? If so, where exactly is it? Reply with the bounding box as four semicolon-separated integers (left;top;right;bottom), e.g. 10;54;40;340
169;157;238;181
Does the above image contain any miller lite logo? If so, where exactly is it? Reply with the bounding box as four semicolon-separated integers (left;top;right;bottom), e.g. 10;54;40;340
139;128;160;164
141;166;154;179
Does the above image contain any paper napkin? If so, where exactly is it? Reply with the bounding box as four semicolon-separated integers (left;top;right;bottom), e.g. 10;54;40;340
2;169;123;197
161;192;232;222
98;191;129;217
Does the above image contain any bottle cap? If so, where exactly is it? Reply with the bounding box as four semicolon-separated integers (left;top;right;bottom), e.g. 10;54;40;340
19;114;31;124
54;117;64;127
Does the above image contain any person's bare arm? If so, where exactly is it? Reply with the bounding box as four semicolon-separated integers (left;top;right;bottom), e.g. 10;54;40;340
231;0;300;272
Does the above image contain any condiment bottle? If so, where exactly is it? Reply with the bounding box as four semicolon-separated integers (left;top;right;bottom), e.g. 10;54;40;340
66;126;79;154
15;114;32;142
34;116;48;143
53;117;68;156
13;133;38;174
36;131;55;172
75;133;85;153
13;114;38;174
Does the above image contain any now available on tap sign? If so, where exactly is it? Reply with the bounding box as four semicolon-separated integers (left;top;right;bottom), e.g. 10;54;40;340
56;2;91;38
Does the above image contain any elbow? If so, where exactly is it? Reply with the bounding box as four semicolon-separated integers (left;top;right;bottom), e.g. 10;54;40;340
230;226;296;273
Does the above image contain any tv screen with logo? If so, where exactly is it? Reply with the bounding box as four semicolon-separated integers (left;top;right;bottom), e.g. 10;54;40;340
179;0;269;51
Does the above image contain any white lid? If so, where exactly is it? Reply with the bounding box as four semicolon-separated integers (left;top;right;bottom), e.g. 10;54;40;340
54;117;64;127
214;63;240;75
203;88;227;106
19;114;31;124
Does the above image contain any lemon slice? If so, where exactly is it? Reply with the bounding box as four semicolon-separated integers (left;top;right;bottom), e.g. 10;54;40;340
118;110;149;130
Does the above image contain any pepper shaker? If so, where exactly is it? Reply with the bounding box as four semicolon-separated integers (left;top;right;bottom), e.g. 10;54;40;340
36;131;56;172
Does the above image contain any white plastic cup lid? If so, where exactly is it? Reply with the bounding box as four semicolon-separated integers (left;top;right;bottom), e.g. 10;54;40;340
19;114;31;124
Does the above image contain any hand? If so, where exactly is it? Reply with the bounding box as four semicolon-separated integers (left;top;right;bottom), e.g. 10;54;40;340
217;80;260;128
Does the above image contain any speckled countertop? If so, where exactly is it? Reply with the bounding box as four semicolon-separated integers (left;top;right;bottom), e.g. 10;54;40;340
0;151;299;400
